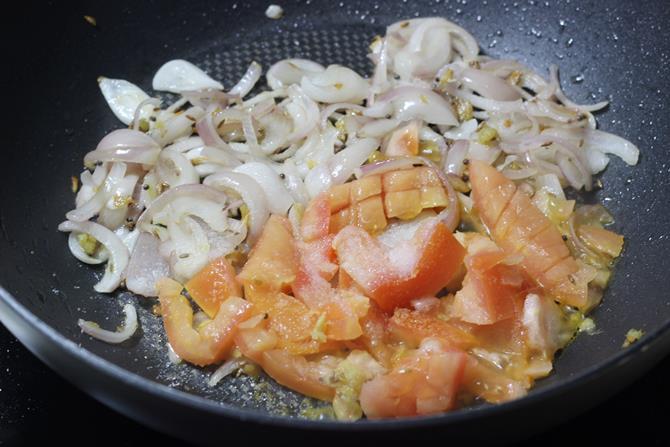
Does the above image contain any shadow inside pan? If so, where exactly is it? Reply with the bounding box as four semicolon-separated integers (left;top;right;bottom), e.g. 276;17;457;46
1;0;669;425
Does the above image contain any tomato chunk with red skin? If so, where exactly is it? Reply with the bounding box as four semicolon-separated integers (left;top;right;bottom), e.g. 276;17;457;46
360;340;467;418
453;248;532;325
334;218;466;312
389;308;478;350
238;215;298;292
185;256;242;318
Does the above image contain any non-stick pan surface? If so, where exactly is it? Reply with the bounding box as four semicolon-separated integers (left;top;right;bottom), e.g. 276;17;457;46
1;0;669;443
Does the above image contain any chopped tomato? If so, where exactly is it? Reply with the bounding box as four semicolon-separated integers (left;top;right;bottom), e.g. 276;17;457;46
578;225;624;257
389;308;478;350
235;326;278;363
157;278;252;367
301;193;331;241
453;248;531;325
185;256;242;318
334;218;466;312
359;339;467;418
359;303;392;366
469;160;589;308
461;355;527;404
260;350;336;401
238;215;298;292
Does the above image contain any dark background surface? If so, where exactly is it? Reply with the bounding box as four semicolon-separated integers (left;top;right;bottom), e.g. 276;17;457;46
0;323;667;445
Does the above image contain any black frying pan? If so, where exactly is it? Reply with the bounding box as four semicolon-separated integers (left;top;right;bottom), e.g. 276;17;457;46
1;0;669;443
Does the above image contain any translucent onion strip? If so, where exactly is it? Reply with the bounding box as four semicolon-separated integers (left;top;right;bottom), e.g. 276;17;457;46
78;303;138;344
59;220;130;293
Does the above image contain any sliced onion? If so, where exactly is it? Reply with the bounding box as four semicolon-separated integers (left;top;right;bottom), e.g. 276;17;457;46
365;86;458;126
455;89;524;113
78;303;138;344
186;146;241;169
266;59;325;90
320;103;366;128
278;159;310;205
557;152;587;190
67;232;109;265
167;215;210;282
180;89;234;109
443;119;478;140
126;232;170;297
460;68;522;101
229;61;262;98
203;217;247;261
584;129;639;166
84;129;161;168
285;85;320;143
535;173;566;199
393;20;453;80
356;157;413;179
165;136;205;153
358;119;400;138
152;59;223;93
584;146;610;174
152;106;204;146
305;138;379;197
301;65;369;104
137;184;230;231
58;220;130;293
97;170;139;230
131;97;162;131
156;147;199;187
257;109;292;154
502;165;538;180
233;162;293;215
444;139;469;175
203;170;269;244
208;358;246;387
167;343;182;364
196;104;232;150
66;162;127;222
98;77;152;125
549;65;609;113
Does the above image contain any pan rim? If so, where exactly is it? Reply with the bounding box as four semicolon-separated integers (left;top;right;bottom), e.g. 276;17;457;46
1;282;669;431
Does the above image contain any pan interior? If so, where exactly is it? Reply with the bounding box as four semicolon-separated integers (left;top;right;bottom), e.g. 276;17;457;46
1;0;669;420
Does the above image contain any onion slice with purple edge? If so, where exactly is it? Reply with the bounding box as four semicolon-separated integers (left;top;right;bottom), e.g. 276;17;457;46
364;86;459;126
203;170;269;245
84;129;161;168
58;220;130;293
126;232;171;297
78;303;138;344
196;104;234;150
